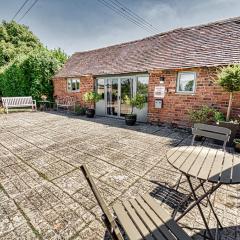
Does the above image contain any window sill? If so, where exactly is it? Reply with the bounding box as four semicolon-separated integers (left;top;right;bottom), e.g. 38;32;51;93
68;90;80;93
175;92;196;96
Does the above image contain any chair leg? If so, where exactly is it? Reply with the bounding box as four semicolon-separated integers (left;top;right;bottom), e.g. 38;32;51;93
81;165;124;240
191;135;196;146
223;141;227;152
175;173;183;191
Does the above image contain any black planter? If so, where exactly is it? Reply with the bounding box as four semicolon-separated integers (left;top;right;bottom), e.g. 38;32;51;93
219;121;239;146
195;135;204;141
86;108;95;118
125;114;137;126
234;142;240;153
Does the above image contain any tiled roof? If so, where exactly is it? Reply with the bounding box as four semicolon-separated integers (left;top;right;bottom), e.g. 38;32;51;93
55;17;240;77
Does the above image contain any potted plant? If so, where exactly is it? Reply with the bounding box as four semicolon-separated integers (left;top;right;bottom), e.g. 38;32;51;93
0;106;4;114
75;104;86;116
216;64;240;145
233;139;240;153
188;106;224;141
124;93;146;126
83;91;101;118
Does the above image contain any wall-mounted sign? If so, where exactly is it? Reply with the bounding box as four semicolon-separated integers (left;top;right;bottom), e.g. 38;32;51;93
155;99;163;109
154;86;165;98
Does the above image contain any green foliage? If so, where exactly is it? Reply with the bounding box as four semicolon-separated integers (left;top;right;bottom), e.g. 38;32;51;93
0;50;66;101
0;21;68;100
234;139;240;144
50;48;68;65
124;93;147;114
83;91;101;106
75;104;87;115
0;106;4;114
217;64;240;121
214;111;225;122
188;106;224;124
0;21;42;67
217;64;240;92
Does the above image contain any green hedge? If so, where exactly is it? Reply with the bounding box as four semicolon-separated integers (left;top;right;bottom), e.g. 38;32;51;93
0;49;65;101
0;21;68;101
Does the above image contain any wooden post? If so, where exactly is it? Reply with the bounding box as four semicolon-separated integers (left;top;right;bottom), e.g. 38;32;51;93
226;92;233;121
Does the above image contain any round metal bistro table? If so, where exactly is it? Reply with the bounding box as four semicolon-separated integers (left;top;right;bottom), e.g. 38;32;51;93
167;145;240;239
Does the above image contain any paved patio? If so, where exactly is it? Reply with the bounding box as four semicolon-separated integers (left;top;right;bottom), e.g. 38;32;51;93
0;112;239;240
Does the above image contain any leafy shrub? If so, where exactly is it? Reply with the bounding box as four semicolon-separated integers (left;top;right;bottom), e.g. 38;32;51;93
75;104;86;115
0;106;5;114
188;106;224;124
0;21;68;100
234;139;240;144
213;111;225;122
0;50;66;101
83;91;101;108
217;64;240;121
124;93;147;114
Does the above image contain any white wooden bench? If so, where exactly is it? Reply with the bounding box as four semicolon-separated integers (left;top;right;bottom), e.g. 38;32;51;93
56;96;76;111
2;96;37;114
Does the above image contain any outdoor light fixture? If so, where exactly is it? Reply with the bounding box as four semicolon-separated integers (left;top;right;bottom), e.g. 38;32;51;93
160;77;165;84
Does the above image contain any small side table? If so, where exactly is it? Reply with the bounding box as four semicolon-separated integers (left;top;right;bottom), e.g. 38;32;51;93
38;101;51;111
167;146;240;240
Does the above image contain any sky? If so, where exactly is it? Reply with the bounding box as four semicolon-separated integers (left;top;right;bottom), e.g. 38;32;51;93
1;0;240;55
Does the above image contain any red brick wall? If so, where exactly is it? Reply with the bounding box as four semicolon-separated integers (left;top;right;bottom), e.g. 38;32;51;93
148;67;240;127
53;75;94;107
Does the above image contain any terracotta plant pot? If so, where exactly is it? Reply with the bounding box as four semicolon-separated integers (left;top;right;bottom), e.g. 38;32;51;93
86;108;95;118
125;114;137;126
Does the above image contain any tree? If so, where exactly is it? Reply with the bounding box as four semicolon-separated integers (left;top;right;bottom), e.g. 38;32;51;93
217;64;240;121
0;21;42;67
0;21;68;100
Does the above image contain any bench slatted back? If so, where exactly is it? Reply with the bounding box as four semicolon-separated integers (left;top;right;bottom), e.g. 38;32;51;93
192;123;231;150
56;96;76;105
2;97;34;107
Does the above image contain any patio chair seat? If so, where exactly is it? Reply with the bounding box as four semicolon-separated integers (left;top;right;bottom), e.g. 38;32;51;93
113;194;191;240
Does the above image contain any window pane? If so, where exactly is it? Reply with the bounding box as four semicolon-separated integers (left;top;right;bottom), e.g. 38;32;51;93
137;76;148;101
67;80;72;91
76;80;80;90
72;80;76;91
97;79;104;100
67;78;80;92
178;73;195;92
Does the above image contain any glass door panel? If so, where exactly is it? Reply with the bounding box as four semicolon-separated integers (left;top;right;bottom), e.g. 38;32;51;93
134;76;149;122
106;78;119;116
95;79;105;115
120;78;133;117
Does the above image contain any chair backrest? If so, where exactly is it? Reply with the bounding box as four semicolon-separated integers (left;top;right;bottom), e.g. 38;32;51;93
2;97;33;107
192;123;231;150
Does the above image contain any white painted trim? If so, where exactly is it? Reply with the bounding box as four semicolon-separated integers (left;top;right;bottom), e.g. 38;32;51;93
176;71;197;94
67;78;80;93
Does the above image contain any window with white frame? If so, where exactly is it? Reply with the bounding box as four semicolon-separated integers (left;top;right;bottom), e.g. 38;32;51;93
67;78;80;92
176;72;196;93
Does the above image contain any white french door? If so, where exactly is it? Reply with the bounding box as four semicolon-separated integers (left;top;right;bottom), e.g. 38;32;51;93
96;75;148;121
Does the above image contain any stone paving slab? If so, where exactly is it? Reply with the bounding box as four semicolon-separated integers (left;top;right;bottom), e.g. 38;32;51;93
0;112;239;239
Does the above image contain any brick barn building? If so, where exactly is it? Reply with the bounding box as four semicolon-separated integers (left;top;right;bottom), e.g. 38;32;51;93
53;17;240;127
